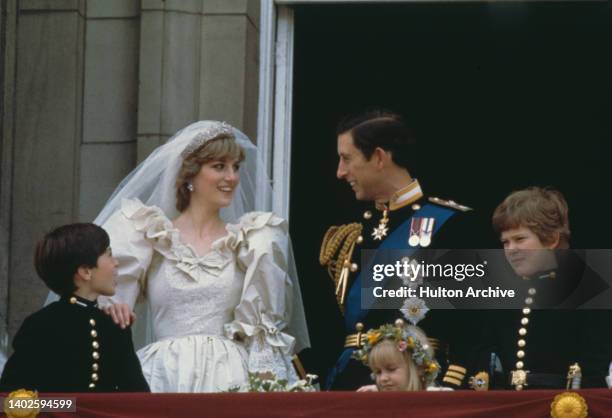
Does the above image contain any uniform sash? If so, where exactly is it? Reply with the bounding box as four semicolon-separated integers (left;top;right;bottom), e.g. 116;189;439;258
326;203;457;388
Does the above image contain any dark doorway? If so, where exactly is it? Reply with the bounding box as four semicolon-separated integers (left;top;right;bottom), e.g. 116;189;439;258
290;2;611;381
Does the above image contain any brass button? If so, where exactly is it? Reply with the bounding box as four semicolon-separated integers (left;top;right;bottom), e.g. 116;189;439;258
92;341;99;349
69;297;77;304
90;330;98;338
522;308;531;315
356;235;364;244
518;328;527;336
517;350;525;359
91;373;99;382
516;361;524;369
517;339;526;348
350;263;358;272
92;351;100;360
89;319;96;327
521;318;529;326
89;383;96;389
92;363;99;371
363;211;372;220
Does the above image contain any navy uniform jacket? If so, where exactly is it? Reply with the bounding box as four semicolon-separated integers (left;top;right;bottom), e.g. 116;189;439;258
0;294;149;393
322;185;491;390
471;251;612;389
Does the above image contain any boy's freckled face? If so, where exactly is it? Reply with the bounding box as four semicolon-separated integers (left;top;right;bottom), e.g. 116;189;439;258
501;226;557;278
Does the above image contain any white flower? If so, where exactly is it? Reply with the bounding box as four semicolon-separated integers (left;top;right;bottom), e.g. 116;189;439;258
400;297;429;325
289;374;318;392
239;372;318;392
399;258;423;287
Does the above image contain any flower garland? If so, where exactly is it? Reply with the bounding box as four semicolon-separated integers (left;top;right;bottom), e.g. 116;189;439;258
352;319;440;386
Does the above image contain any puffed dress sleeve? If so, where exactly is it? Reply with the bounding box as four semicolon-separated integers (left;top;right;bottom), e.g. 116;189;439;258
223;212;298;382
98;199;157;309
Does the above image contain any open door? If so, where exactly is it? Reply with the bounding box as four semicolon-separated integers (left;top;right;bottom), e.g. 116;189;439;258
260;1;611;381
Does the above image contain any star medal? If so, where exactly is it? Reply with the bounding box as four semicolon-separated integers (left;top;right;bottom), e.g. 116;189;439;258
372;207;389;240
408;217;422;247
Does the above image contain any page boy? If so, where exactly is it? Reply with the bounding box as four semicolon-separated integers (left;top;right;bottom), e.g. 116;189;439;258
0;223;149;392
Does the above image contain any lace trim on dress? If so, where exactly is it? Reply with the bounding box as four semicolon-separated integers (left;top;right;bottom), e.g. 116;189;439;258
246;334;299;382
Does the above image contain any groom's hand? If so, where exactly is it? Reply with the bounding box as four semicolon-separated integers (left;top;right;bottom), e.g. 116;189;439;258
104;303;136;329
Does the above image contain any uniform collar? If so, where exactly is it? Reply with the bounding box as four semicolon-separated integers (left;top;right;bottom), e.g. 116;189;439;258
62;294;98;309
388;179;424;211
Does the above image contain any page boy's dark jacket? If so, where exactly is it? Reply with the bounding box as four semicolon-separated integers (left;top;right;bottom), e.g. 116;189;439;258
1;294;149;393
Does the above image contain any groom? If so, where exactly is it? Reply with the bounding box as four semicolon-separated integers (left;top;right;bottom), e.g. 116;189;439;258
321;109;488;390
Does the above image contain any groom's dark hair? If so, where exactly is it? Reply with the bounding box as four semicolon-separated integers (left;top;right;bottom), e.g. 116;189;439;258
336;109;417;172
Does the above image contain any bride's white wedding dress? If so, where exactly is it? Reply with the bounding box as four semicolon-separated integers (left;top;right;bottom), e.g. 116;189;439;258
101;198;298;392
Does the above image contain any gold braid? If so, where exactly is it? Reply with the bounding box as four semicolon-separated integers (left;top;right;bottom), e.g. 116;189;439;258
319;223;363;313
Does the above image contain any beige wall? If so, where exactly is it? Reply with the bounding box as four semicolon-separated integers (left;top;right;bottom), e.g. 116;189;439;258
0;0;260;347
137;0;259;159
0;0;18;357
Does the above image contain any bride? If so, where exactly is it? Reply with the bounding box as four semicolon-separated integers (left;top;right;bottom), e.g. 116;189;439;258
97;121;309;392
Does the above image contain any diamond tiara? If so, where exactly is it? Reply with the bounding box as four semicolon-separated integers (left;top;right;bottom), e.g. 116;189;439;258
180;121;235;159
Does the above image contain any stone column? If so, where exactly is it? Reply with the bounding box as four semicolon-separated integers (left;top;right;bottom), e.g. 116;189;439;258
78;0;139;221
2;0;260;347
7;0;87;339
138;0;260;159
6;0;141;340
0;0;18;357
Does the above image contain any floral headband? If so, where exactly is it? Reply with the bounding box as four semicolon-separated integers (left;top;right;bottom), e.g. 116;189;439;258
180;121;235;159
352;319;440;386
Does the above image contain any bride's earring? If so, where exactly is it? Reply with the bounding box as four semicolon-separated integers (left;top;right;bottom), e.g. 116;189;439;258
187;182;194;192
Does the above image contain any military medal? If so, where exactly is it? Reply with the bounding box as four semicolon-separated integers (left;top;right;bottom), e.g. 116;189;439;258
408;217;422;247
419;218;435;247
372;207;389;240
408;217;435;247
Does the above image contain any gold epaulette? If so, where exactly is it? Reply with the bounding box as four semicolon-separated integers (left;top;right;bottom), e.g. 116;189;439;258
319;223;364;314
344;333;367;348
428;197;473;212
443;364;467;387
